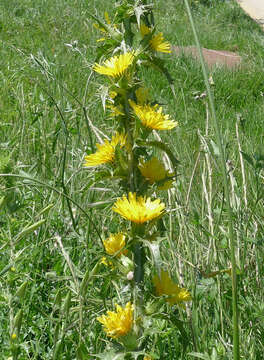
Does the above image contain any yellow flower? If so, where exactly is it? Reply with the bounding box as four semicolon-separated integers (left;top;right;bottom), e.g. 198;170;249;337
139;157;165;183
97;302;134;339
138;157;174;189
135;87;150;105
93;52;135;78
84;132;126;167
144;356;152;360
110;132;127;147
153;270;191;306
103;233;126;256
150;33;171;53
129;100;177;130
112;192;165;224
140;24;171;53
140;24;151;37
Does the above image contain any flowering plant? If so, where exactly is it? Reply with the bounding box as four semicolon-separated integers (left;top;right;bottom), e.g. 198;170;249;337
85;1;191;358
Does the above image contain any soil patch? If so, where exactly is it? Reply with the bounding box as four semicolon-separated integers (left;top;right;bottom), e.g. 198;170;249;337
172;46;242;69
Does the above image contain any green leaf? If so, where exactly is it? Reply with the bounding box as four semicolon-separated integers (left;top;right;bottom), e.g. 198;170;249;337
94;350;126;360
36;203;54;218
187;352;211;360
76;342;89;360
144;241;162;269
240;151;254;167
137;139;180;171
80;262;99;296
0;263;14;277
94;350;146;360
145;55;176;98
0;195;6;210
14;309;23;335
53;339;63;360
86;200;112;209
210;140;220;156
15;219;46;243
15;281;28;300
100;85;109;112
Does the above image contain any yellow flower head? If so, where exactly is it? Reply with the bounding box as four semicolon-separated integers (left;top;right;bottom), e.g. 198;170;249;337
97;302;134;339
110;132;127;147
103;233;126;256
129;100;177;130
140;24;151;37
140;24;171;53
153;270;191;306
138;157;174;190
112;192;165;224
93;52;135;78
84;132;126;167
150;32;171;53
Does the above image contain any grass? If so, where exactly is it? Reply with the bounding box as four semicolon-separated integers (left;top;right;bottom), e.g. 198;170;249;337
0;0;264;359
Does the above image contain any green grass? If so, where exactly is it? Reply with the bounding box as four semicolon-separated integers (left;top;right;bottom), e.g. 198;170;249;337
1;0;264;359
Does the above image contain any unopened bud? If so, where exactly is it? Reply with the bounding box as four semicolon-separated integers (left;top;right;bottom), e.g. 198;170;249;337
127;271;134;281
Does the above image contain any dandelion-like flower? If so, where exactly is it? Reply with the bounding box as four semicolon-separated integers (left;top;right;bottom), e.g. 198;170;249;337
112;192;165;224
138;157;174;190
150;33;171;53
110;132;127;147
140;24;151;37
97;302;134;339
84;132;126;167
140;24;171;53
153;270;191;306
103;233;126;256
129;100;177;130
93;52;135;78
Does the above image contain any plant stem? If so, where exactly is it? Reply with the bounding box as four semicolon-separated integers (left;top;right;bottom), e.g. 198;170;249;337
133;240;145;339
182;1;240;358
133;241;144;285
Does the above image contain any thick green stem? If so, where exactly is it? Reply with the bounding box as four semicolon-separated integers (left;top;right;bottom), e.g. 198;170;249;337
133;240;145;339
182;1;240;359
133;242;145;285
123;95;136;192
123;94;145;331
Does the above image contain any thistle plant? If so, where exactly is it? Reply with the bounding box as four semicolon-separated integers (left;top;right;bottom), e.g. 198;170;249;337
85;1;191;358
